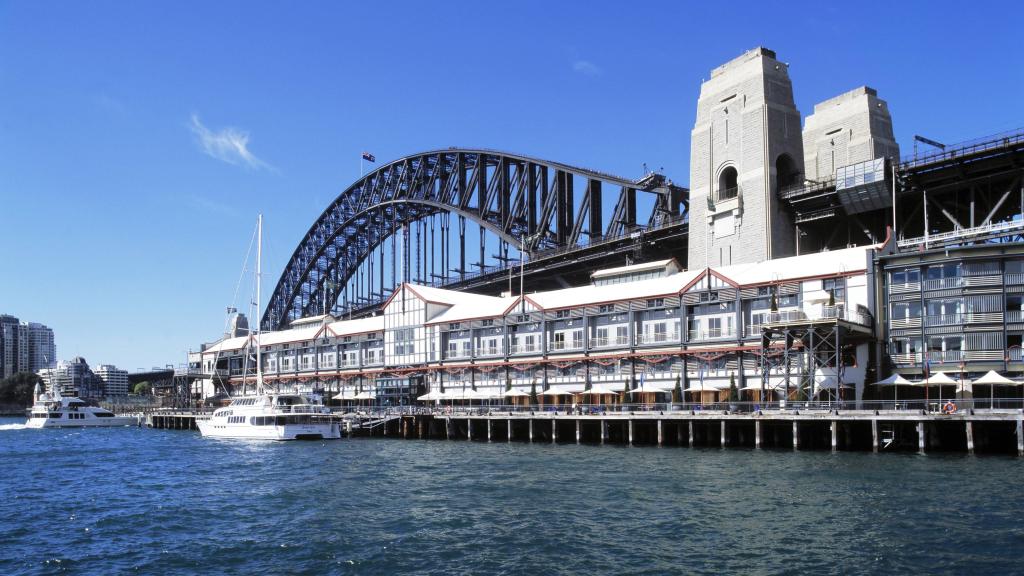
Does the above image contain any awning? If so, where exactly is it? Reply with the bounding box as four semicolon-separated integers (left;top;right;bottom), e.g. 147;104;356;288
580;384;624;395
353;391;376;400
913;371;958;386
684;383;728;393
970;370;1021;386
629;383;672;394
332;391;358;400
872;374;915;386
501;388;531;398
541;387;584;396
416;391;445;401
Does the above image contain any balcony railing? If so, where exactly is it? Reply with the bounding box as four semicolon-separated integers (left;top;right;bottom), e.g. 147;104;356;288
891;352;923;365
636;331;681;345
924;314;962;327
474;346;503;357
549;340;584;352
590;337;629;349
922;277;963;291
688;327;737;341
712;186;739;203
927;350;963;364
1008;310;1024;323
509;344;540;355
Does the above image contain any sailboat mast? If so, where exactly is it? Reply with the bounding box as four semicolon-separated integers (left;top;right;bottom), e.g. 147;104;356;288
256;214;264;394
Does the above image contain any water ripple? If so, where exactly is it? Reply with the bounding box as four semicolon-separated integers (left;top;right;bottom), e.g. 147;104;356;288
1;419;1022;575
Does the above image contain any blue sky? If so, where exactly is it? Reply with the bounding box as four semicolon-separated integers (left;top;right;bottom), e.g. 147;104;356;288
1;0;1022;370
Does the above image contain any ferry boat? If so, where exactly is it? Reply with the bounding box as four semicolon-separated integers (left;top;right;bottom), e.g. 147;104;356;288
26;385;139;428
195;215;341;441
196;393;341;440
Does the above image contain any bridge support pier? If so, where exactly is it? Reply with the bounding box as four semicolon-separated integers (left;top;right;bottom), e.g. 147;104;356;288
918;422;926;454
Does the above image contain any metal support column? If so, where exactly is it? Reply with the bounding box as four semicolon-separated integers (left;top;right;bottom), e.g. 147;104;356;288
628;419;634;446
793;420;799;450
918;421;926;454
657;420;663;446
755;420;762;449
831;420;838;452
552;418;557;444
965;421;974;454
576;419;581;444
688;421;694;447
720;420;726;447
872;419;879;453
507;418;512;442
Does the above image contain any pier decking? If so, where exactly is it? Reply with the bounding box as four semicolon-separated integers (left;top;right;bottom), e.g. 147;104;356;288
141;404;1024;455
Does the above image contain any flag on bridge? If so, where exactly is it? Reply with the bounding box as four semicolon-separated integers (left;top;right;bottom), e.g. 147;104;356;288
361;152;376;162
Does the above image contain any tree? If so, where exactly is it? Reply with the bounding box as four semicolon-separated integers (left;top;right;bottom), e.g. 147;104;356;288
728;373;738;403
0;372;42;406
672;375;682;404
133;381;152;396
529;379;538;406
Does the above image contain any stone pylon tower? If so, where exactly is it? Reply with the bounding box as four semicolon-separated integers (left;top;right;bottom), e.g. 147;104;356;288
687;47;804;268
802;86;899;181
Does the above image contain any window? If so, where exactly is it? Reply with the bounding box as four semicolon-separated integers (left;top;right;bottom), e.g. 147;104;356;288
449;323;461;330
717;166;738;201
890;268;921;286
462;341;472;356
599;304;614;314
555;310;570;319
616;326;628;345
517;315;529;323
699;292;719;303
596;327;608;345
525;335;536;352
482;319;494;327
757;286;772;297
822;278;845;302
647;298;664;309
925;263;961;280
891;301;922;319
572;330;583;349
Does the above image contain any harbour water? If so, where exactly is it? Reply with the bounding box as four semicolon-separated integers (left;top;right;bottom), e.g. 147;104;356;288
1;417;1022;575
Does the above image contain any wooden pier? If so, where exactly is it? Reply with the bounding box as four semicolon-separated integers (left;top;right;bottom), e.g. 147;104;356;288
140;408;1024;454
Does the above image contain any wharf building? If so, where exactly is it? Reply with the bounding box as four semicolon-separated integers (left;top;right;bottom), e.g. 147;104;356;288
194;47;1024;406
0;315;56;378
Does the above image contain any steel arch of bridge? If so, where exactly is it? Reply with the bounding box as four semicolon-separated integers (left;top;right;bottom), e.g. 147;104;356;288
264;149;686;330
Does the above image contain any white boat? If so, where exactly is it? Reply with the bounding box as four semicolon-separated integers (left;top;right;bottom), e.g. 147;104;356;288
196;214;341;441
26;386;139;428
196;393;341;440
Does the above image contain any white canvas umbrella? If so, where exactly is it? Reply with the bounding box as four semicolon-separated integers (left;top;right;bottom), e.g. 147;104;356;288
501;388;531;397
913;371;958;386
629;382;672;394
971;370;1021;407
353;390;376;400
580;383;624;395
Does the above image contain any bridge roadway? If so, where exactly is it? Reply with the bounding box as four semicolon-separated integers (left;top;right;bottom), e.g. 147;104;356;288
143;403;1024;455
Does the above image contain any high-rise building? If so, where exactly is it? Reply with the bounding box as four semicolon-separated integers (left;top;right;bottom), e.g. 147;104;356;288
0;315;29;379
93;364;130;397
26;322;56;372
41;357;103;399
1;315;57;378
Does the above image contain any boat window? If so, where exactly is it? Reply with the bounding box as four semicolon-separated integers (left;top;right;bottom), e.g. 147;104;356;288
50;412;62;418
94;412;114;418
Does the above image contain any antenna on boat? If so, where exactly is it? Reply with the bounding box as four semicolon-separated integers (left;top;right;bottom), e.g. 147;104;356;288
256;213;264;396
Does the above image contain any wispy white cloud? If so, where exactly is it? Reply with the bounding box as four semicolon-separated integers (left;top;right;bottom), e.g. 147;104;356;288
189;114;274;171
572;59;603;77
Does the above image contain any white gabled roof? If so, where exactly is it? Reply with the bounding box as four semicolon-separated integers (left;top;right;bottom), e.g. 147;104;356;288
714;245;875;286
590;259;680;279
202;335;250;354
527;269;704;310
427;295;518;325
325;315;385;337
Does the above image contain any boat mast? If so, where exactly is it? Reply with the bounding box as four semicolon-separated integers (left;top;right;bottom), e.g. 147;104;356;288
256;214;264;395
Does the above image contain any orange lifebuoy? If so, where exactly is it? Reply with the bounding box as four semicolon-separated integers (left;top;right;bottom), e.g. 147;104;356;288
943;401;957;414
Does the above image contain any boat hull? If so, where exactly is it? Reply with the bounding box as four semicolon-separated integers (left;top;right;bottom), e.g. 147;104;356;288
196;419;341;440
25;416;140;429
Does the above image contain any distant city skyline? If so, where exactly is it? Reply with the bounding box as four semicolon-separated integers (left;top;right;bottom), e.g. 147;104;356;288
2;1;1023;368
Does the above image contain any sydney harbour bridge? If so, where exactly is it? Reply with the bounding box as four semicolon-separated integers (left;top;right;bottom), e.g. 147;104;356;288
263;149;688;330
264;131;1024;332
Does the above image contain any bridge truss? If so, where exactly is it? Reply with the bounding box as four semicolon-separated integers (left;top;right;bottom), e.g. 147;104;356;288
264;149;686;330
